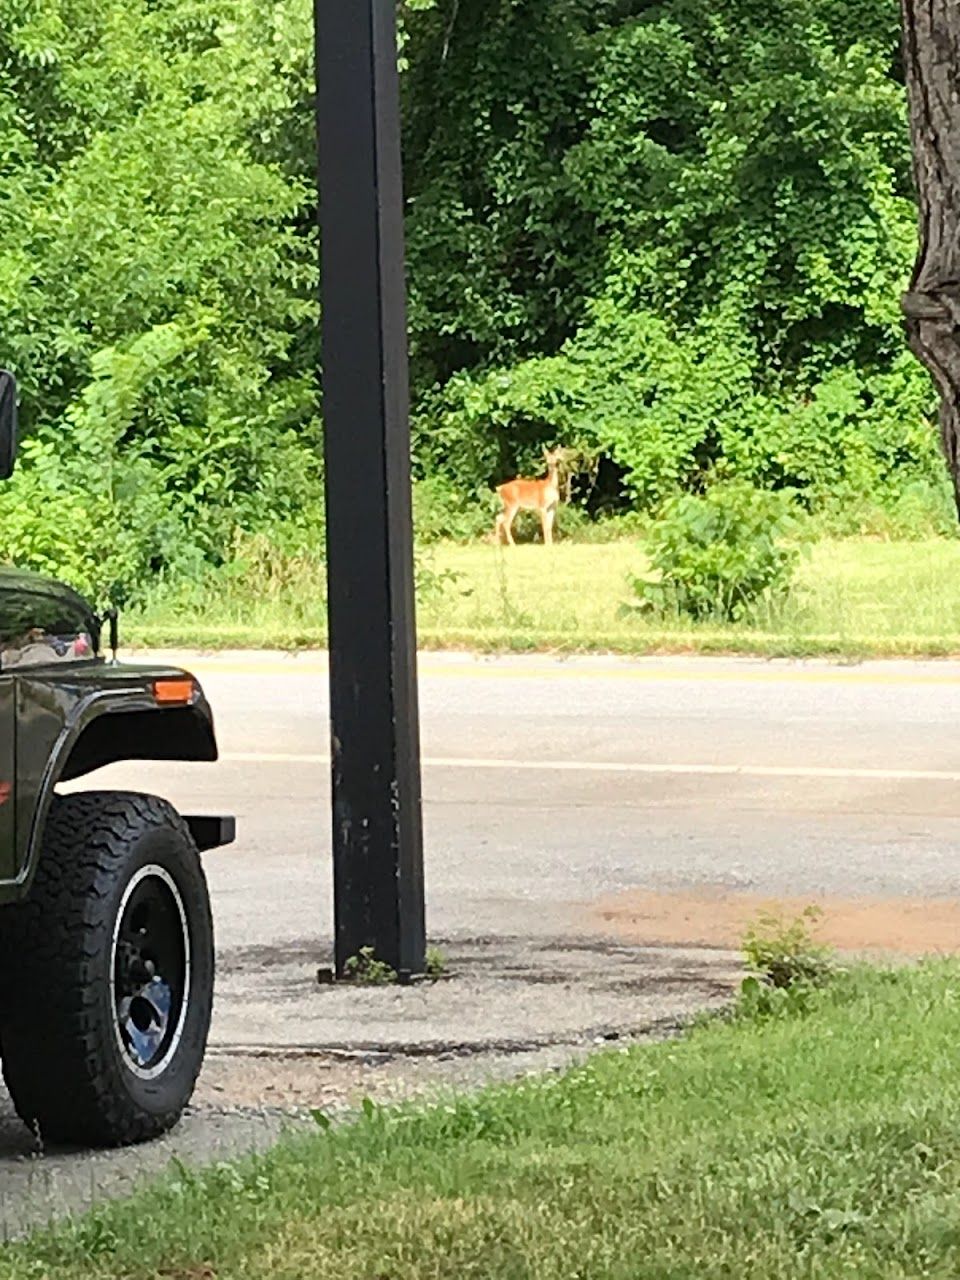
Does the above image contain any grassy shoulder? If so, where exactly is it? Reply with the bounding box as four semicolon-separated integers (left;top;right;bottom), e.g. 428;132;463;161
126;536;960;658
8;961;960;1278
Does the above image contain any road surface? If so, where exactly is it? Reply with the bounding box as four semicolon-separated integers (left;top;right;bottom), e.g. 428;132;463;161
5;651;960;1230
128;651;960;952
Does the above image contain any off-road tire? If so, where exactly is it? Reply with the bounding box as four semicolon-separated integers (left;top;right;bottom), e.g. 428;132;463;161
0;792;214;1147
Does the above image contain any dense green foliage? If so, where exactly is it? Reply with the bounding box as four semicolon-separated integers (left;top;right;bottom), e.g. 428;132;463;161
0;0;950;602
405;0;948;532
0;0;321;602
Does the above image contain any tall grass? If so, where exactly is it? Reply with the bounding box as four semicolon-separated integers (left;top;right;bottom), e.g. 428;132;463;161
131;531;329;648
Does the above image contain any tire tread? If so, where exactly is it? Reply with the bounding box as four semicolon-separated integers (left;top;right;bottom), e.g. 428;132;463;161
0;791;211;1146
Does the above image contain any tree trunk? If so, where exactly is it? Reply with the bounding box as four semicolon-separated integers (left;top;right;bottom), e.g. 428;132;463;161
900;0;960;517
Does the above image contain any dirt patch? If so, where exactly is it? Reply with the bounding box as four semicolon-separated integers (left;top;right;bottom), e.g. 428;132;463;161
590;888;960;956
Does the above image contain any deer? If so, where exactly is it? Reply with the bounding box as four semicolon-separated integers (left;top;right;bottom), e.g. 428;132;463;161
494;448;563;546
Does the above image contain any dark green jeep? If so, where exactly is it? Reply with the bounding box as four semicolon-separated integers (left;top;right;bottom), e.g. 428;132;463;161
0;370;233;1147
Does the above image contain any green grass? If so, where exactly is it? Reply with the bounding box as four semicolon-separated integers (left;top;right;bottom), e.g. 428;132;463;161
417;538;960;656
9;963;960;1277
126;537;960;657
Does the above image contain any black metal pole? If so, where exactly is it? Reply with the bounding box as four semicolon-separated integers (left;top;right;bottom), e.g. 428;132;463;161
313;0;426;977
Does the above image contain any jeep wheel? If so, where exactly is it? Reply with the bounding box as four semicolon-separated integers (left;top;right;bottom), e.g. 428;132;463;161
0;792;214;1147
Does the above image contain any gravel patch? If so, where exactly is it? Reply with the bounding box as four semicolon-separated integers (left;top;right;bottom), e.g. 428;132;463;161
0;936;741;1236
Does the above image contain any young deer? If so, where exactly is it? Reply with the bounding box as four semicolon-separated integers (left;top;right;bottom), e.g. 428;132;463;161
494;448;563;546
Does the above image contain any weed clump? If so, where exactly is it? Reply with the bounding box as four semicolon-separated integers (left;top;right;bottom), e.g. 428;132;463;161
342;947;398;986
737;905;838;1019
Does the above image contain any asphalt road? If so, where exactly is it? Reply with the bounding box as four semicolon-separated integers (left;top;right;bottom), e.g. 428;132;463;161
133;650;960;932
6;651;960;1231
67;651;960;1043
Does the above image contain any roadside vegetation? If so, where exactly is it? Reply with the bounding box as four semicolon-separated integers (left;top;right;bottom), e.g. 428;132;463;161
127;530;960;657
1;0;956;643
8;937;960;1278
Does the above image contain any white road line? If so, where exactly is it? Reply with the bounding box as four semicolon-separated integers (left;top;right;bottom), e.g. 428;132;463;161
220;752;960;782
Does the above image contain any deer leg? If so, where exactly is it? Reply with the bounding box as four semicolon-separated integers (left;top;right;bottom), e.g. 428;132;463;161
542;506;556;546
501;504;518;546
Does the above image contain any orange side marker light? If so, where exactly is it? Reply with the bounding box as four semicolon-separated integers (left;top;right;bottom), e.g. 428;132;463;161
153;678;196;706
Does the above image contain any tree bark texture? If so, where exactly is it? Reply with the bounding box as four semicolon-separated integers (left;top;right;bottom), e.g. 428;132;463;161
901;0;960;516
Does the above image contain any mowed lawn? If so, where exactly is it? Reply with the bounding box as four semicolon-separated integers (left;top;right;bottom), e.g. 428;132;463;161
129;537;960;656
11;964;960;1279
417;537;960;656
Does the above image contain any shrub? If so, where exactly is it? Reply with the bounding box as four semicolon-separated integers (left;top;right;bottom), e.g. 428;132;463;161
811;477;959;540
0;323;324;607
742;906;835;990
632;480;802;621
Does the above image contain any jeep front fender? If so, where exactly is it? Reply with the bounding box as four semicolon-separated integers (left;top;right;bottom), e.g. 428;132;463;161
7;665;219;898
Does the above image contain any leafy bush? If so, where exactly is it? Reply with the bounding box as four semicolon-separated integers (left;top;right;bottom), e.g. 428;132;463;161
631;480;802;621
812;477;959;540
0;322;324;606
0;0;320;600
418;310;944;536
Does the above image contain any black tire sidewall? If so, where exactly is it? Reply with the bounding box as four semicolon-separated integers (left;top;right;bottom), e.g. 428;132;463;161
91;821;214;1122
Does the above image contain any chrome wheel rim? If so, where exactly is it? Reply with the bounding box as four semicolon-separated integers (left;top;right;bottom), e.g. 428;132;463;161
110;865;191;1080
